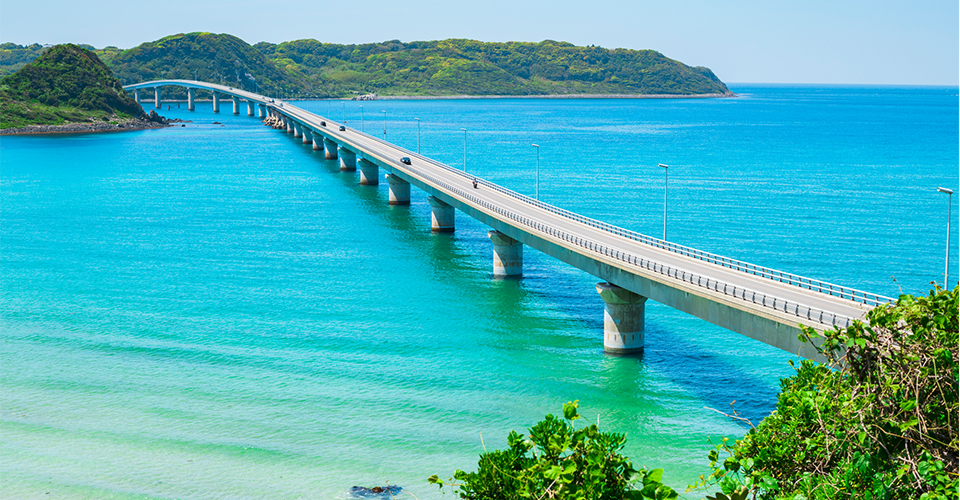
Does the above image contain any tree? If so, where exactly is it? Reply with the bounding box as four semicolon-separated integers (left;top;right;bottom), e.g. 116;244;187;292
690;286;959;500
430;401;679;500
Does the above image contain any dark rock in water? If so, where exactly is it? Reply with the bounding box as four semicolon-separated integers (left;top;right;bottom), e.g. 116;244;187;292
212;121;221;124
350;485;402;497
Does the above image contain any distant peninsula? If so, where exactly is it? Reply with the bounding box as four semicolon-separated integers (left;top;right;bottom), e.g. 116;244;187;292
1;33;731;100
0;44;169;132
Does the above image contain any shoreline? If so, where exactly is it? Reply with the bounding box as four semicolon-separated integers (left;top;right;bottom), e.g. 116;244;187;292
0;117;172;136
366;92;737;101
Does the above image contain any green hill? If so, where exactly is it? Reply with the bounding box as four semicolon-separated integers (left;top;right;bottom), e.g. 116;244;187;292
254;37;730;96
0;44;145;129
0;33;730;99
98;32;308;99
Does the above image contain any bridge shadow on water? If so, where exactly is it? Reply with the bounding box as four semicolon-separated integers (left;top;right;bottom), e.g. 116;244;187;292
280;132;787;433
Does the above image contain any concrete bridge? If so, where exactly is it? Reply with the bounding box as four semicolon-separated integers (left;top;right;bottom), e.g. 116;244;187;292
124;80;895;361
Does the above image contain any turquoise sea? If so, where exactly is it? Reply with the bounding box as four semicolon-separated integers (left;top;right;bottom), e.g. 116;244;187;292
2;85;957;499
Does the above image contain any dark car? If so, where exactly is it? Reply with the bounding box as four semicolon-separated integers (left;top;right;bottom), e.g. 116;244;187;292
320;121;326;127
339;125;346;131
400;157;411;165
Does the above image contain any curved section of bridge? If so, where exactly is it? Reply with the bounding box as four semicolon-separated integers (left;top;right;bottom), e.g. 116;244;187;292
124;80;895;361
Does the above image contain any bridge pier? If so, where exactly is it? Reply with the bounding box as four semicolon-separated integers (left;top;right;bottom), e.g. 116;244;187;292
596;282;647;354
247;101;255;116
386;174;410;205
302;128;312;144
428;196;455;232
258;104;266;118
358;158;379;185
293;122;302;138
488;230;523;277
134;89;140;104
232;96;240;115
323;138;338;160
286;117;294;134
339;148;357;171
187;88;195;111
154;88;161;109
212;93;220;113
312;133;323;150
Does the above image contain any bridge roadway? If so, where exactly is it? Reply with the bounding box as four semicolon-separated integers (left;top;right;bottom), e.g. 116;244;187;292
124;80;895;361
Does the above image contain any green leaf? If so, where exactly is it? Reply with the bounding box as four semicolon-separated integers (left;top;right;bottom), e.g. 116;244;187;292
563;400;581;421
645;468;664;484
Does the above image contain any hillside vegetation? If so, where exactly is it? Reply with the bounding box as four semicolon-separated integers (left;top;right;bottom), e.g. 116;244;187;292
1;33;729;99
0;44;144;128
253;37;730;96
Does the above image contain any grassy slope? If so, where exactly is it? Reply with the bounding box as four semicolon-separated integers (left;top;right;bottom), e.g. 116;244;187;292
0;44;144;129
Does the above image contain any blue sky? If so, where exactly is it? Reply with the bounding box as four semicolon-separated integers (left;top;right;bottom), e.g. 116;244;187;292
2;0;957;85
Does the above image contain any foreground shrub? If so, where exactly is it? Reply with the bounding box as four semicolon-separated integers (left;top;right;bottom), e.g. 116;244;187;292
691;286;958;500
430;401;678;499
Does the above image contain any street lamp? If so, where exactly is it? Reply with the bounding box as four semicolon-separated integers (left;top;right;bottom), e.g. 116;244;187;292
342;102;345;122
360;105;363;132
658;163;669;241
415;118;420;153
382;110;387;139
938;187;953;287
532;144;540;200
461;128;467;171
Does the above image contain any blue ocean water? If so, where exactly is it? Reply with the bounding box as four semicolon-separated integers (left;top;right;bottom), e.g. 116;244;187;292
1;85;957;499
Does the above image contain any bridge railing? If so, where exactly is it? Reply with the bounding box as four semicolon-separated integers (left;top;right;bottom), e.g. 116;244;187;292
282;106;894;322
376;149;860;329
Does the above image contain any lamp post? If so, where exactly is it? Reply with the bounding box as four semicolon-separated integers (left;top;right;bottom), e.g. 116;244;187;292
382;110;387;140
342;102;345;123
415;118;420;153
938;187;953;287
532;144;540;200
360;105;363;132
461;128;467;171
659;163;669;241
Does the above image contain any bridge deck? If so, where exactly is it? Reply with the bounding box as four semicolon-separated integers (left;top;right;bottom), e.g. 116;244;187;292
125;80;895;359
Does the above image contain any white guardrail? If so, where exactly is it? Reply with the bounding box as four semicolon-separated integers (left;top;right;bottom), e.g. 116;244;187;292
282;106;897;329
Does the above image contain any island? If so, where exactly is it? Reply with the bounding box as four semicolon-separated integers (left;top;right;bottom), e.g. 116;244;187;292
0;44;169;133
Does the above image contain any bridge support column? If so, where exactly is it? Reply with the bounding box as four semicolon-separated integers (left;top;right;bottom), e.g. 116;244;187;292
232;96;240;115
302;129;312;144
596;282;647;354
339;148;356;171
286;117;294;134
487;230;523;277
247;101;255;116
212;93;220;113
386;174;410;205
323;139;338;160
134;89;140;104
293;122;302;138
312;133;323;150
358;158;379;185
258;104;266;118
187;88;195;111
154;87;161;109
428;196;455;232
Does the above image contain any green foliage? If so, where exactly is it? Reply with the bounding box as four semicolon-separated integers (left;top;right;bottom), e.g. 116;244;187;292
690;286;959;500
430;401;679;500
0;42;47;77
0;44;144;128
255;37;730;97
1;34;730;98
101;32;310;99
